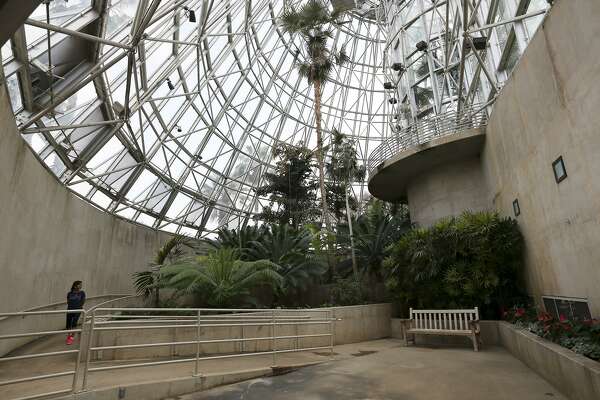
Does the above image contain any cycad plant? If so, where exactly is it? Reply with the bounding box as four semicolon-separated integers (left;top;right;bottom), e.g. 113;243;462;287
132;235;190;307
246;224;326;297
203;225;269;259
159;247;283;307
280;0;350;233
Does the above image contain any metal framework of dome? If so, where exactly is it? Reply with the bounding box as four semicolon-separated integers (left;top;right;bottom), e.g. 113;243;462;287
0;0;550;237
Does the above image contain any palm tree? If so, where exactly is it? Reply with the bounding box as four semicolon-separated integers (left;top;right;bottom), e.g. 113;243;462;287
133;235;190;307
280;0;350;235
326;129;366;280
159;247;283;307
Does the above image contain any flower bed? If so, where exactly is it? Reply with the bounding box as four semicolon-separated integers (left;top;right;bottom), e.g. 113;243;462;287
503;306;600;361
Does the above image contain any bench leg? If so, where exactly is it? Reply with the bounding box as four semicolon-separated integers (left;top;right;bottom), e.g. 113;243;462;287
471;334;480;352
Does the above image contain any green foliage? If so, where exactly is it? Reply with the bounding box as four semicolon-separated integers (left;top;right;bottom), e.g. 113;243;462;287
132;235;191;307
504;306;600;361
337;199;411;279
245;224;326;294
280;0;351;235
203;225;268;259
255;143;319;229
280;0;350;88
385;211;525;318
325;129;366;220
329;276;366;306
159;247;283;307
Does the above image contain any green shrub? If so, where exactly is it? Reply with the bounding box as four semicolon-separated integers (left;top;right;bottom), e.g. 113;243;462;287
384;211;526;318
329;276;366;306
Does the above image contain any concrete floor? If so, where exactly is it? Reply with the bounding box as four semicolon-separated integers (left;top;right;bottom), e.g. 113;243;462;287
0;338;567;400
175;341;567;400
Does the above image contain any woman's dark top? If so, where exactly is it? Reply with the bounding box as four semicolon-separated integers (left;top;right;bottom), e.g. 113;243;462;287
67;290;86;310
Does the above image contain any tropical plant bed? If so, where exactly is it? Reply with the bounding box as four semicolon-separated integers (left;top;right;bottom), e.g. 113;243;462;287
497;320;600;400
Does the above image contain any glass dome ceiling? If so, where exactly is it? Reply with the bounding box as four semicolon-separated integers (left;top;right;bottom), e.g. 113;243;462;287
1;0;549;237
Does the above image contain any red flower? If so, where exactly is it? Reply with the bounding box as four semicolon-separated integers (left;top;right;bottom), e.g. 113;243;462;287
515;308;526;317
559;314;567;323
538;312;553;322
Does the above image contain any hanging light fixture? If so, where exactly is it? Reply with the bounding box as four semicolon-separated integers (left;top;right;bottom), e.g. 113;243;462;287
166;78;175;90
183;6;196;23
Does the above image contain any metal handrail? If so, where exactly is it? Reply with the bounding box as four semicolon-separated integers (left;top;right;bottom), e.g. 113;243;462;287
368;104;489;177
0;307;339;400
0;294;134;322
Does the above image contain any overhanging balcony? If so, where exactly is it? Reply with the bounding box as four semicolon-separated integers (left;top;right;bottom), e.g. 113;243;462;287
368;105;489;201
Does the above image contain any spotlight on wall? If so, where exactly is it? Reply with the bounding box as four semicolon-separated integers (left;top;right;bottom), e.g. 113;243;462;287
552;156;567;183
388;98;398;105
166;78;175;90
513;199;521;217
183;6;196;23
175;125;182;132
391;62;405;72
466;36;488;51
383;82;396;90
416;41;428;52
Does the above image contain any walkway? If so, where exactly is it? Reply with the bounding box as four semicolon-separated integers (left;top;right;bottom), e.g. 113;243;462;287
1;338;567;400
174;340;567;400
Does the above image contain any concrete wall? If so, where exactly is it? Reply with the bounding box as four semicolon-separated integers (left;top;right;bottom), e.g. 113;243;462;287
481;0;600;315
386;0;600;315
90;304;391;361
406;156;490;227
497;321;600;400
0;80;170;315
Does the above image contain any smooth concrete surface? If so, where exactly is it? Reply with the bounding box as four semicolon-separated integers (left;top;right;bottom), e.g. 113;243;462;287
406;156;490;227
176;339;567;400
497;321;600;400
368;127;485;202
0;83;171;316
481;0;600;315
0;339;570;400
0;338;334;400
86;304;391;361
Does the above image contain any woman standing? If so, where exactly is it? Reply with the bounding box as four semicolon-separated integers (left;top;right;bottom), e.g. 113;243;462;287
66;280;86;345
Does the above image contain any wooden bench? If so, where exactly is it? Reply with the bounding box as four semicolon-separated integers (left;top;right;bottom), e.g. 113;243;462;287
402;308;481;351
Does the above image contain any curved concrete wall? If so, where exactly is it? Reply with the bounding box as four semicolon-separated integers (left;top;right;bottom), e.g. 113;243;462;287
481;0;600;316
406;156;490;227
373;1;600;316
0;83;170;314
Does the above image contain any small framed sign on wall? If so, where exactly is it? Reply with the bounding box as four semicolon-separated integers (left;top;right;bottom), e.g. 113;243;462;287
512;198;520;217
552;156;567;183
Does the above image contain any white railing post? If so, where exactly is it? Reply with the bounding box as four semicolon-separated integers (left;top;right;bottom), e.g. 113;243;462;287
82;309;95;391
194;310;201;377
71;310;85;393
271;310;277;367
330;309;335;359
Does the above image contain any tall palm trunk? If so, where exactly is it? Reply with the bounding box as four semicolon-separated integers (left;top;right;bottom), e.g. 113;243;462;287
344;185;358;281
313;79;335;278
